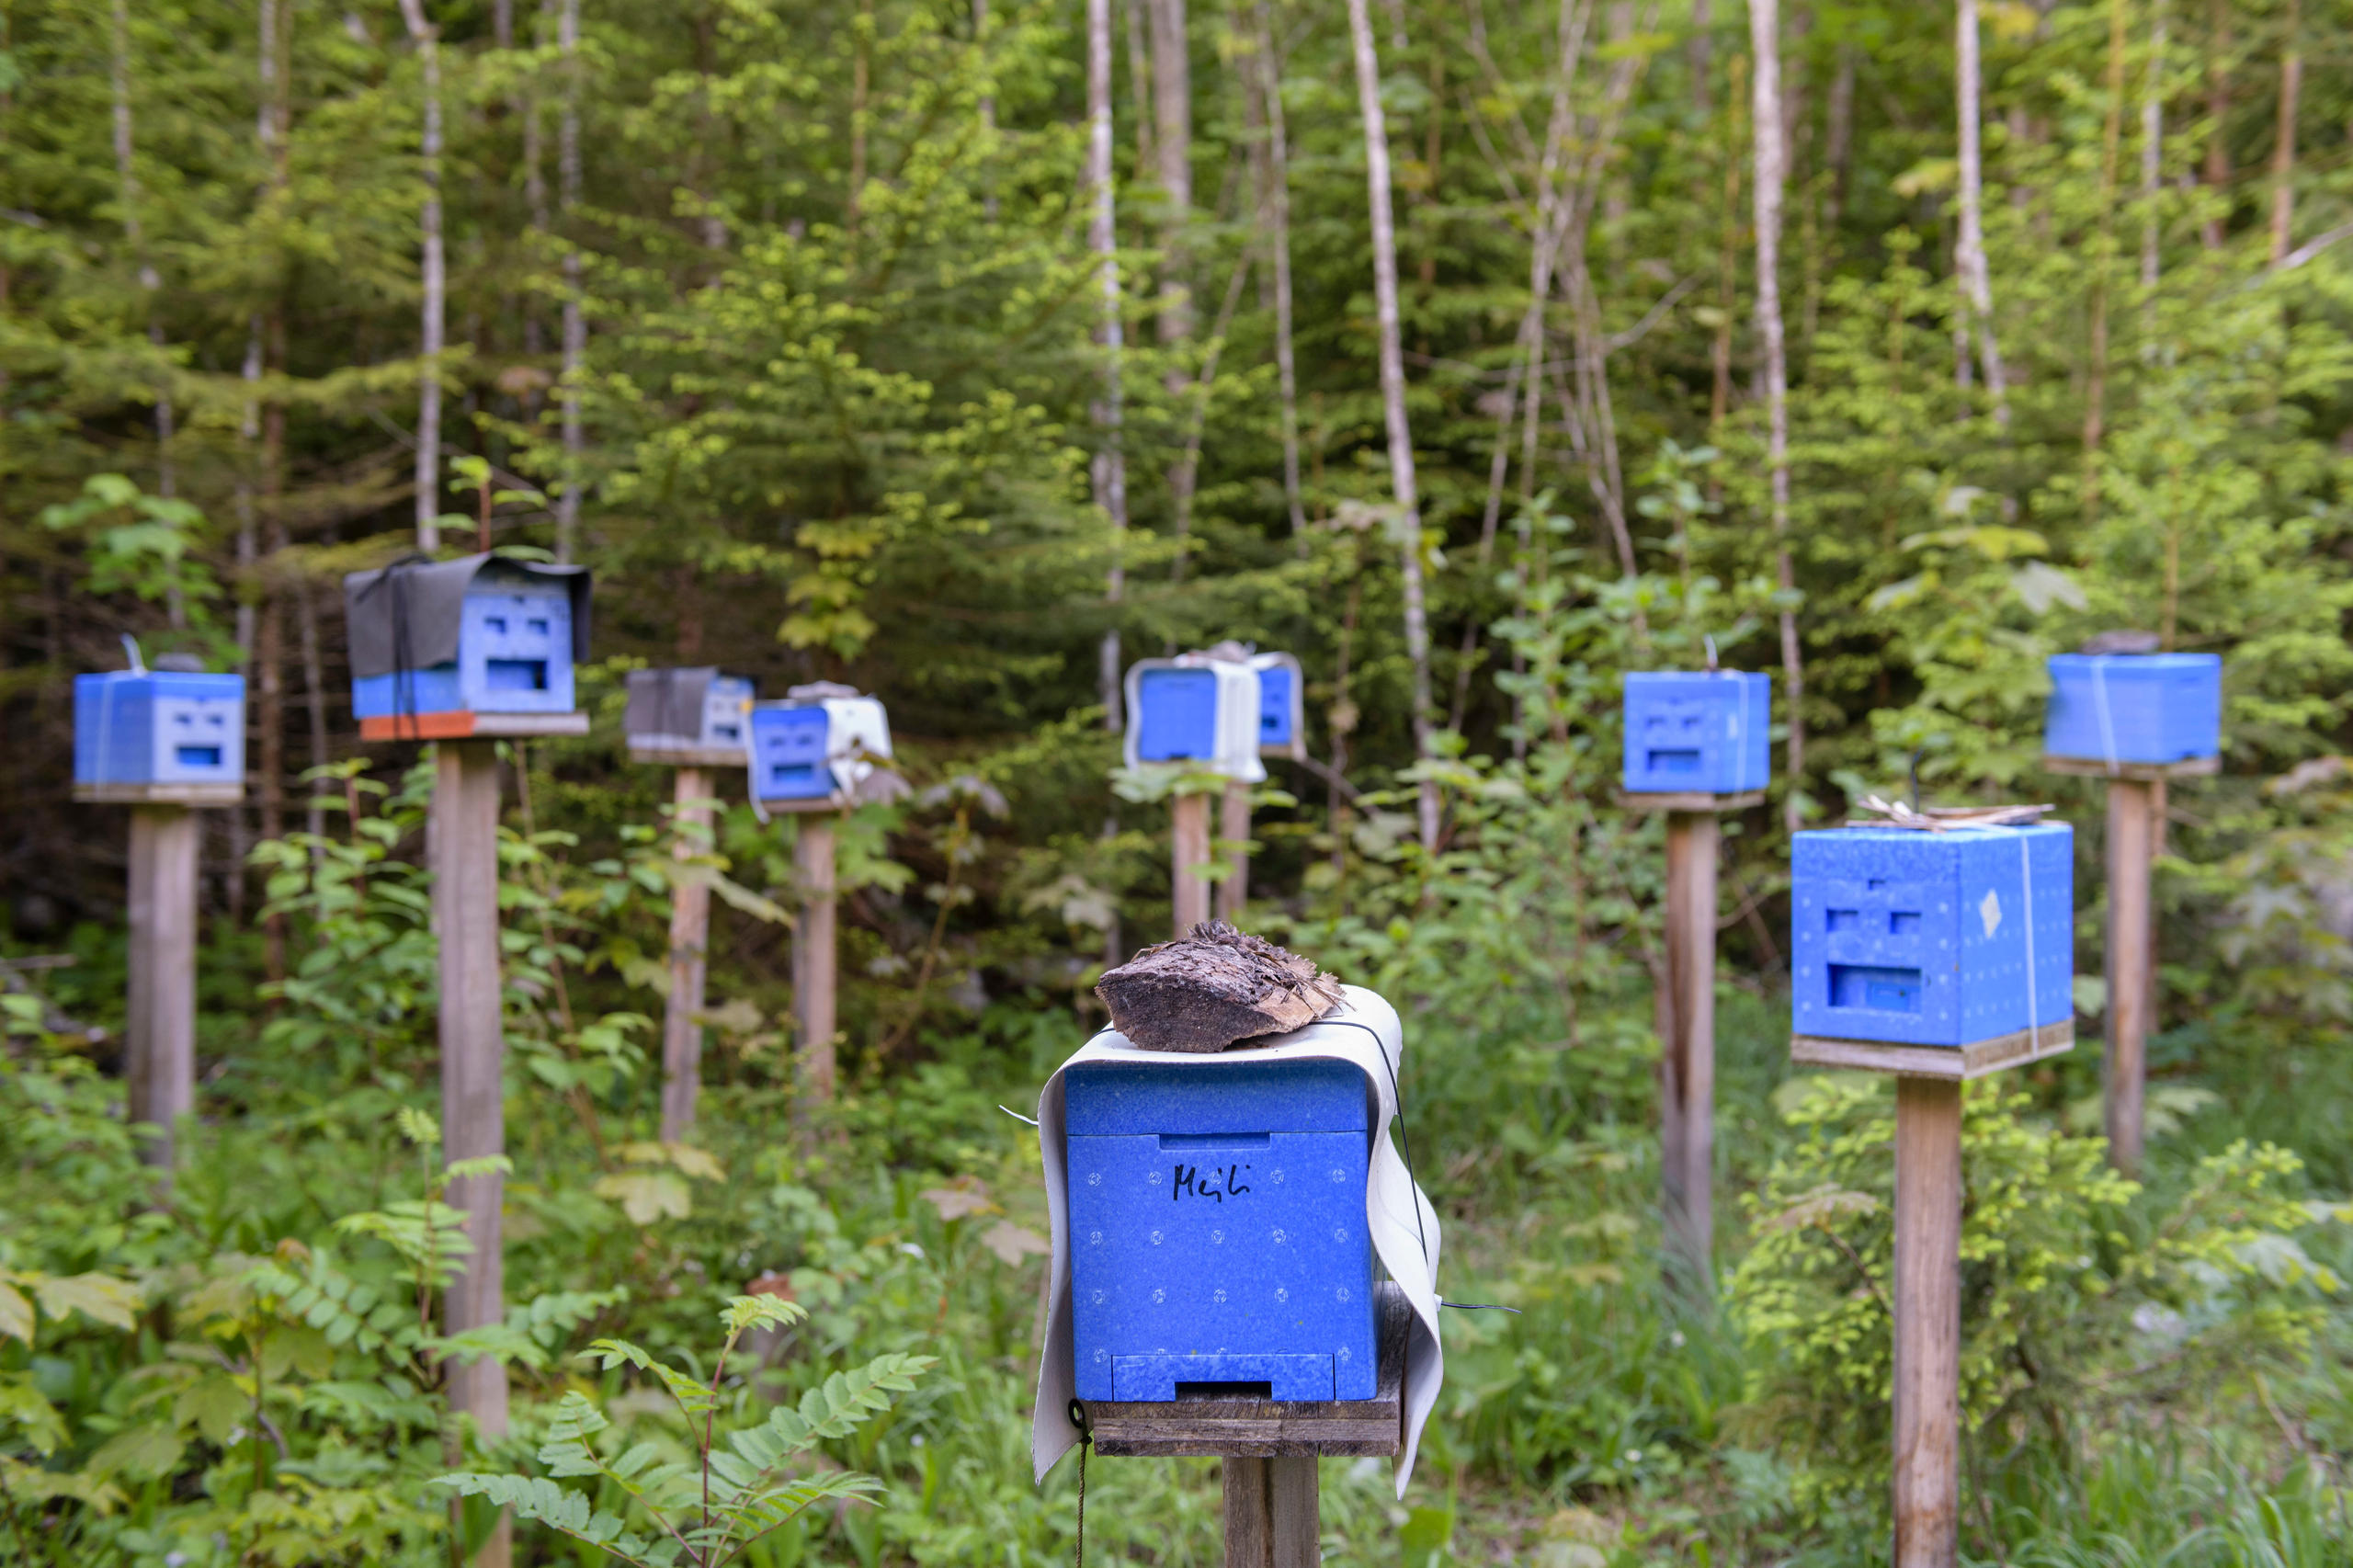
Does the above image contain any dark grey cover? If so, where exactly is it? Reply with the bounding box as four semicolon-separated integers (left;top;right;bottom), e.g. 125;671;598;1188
342;553;592;679
625;666;718;741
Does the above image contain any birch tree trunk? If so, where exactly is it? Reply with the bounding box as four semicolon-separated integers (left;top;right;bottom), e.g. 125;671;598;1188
1250;1;1306;551
1955;0;2010;424
1087;0;1130;734
2267;0;2299;266
557;0;585;562
1345;0;1438;853
398;0;445;552
2080;0;2131;518
1150;0;1197;576
1750;0;1804;834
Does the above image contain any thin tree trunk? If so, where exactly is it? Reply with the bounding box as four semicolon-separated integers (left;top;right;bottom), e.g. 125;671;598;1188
1954;0;2009;424
523;1;550;357
110;0;179;630
1151;0;1196;577
1251;1;1306;552
975;0;996;220
2081;0;2130;518
298;585;329;844
557;0;584;562
232;324;261;926
1713;51;1746;430
1689;0;1711;111
848;0;873;238
1751;0;1803;835
1087;0;1130;733
1345;0;1438;853
2200;0;2227;250
2140;2;2166;332
1823;40;1855;230
398;0;445;552
2267;0;2299;265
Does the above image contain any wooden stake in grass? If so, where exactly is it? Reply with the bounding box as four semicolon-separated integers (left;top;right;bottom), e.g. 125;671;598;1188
125;803;199;1167
1171;787;1213;937
659;767;713;1144
793;812;839;1122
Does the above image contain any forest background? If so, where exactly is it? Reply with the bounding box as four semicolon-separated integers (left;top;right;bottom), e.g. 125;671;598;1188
7;0;2353;1562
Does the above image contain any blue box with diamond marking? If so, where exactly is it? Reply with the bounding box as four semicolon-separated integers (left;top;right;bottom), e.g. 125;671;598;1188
1066;1058;1378;1403
2045;653;2220;766
1790;824;2073;1047
1622;671;1770;794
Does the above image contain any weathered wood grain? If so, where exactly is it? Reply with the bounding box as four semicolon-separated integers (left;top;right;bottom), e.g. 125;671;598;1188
1789;1020;2075;1081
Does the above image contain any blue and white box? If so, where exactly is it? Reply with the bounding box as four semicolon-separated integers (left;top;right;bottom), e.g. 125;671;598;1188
1621;671;1771;794
343;554;592;735
747;687;891;804
2045;653;2221;767
1122;656;1267;783
74;670;244;789
625;667;755;753
1065;1057;1377;1402
1791;824;2074;1048
1249;652;1305;759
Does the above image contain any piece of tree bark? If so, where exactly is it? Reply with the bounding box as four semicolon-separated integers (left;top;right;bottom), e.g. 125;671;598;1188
1097;921;1344;1053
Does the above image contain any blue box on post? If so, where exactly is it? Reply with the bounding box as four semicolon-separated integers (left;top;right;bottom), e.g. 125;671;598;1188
1790;824;2073;1047
1249;652;1305;758
1066;1057;1378;1403
74;671;245;789
2044;653;2221;766
624;667;755;755
746;690;892;806
1621;671;1771;794
343;554;592;738
1122;657;1267;783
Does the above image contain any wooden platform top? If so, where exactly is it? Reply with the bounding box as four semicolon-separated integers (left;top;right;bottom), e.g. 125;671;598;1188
1618;789;1767;813
1790;1018;2075;1081
628;744;749;768
2041;753;2219;781
1083;1281;1409;1459
358;710;591;742
73;781;243;808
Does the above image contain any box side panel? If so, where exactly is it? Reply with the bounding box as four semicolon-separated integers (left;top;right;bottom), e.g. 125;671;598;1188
1257;664;1294;747
2047;655;2221;764
152;691;244;785
1063;1060;1372;1135
458;584;576;713
1733;673;1773;793
747;706;832;800
75;680;156;784
352;665;463;720
1792;830;1964;1044
1068;1129;1378;1402
1135;668;1221;761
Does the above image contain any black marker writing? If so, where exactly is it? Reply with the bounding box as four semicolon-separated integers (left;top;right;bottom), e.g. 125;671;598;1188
1170;1164;1253;1203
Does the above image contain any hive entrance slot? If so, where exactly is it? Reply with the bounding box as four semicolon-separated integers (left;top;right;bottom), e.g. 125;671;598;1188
1175;1381;1273;1401
1158;1131;1271;1150
176;745;222;767
486;658;549;691
1830;963;1923;1012
1646;748;1701;774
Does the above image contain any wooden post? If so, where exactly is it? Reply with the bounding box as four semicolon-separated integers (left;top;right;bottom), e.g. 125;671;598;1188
1222;1456;1318;1568
658;767;713;1143
434;739;510;1568
1214;779;1251;923
1660;810;1719;1273
1892;1075;1963;1568
126;804;199;1168
2104;778;2156;1176
793;812;838;1120
1171;790;1211;937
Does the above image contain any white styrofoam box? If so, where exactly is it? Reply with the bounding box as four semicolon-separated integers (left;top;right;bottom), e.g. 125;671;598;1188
1122;655;1267;783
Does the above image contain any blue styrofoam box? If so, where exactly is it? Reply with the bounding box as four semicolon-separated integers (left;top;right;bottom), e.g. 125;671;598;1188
1251;652;1304;756
1621;671;1771;794
74;672;245;788
1067;1058;1378;1403
1123;658;1267;782
2044;653;2221;765
746;693;891;803
351;575;576;719
625;668;755;751
1790;824;2074;1048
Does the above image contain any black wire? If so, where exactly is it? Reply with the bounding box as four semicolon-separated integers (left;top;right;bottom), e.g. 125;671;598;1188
1065;1399;1090;1568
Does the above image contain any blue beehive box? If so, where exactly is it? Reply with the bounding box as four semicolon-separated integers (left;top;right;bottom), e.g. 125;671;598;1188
343;554;592;737
2044;653;2221;766
1791;823;2073;1048
74;670;245;789
747;690;891;804
625;667;755;754
1122;657;1267;783
1250;652;1304;758
1622;671;1770;794
1067;1058;1377;1403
